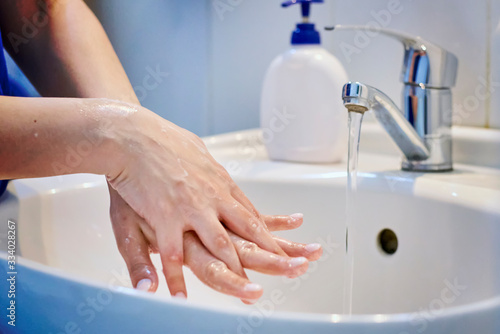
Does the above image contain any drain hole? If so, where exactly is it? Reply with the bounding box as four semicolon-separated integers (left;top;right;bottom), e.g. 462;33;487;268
378;229;398;255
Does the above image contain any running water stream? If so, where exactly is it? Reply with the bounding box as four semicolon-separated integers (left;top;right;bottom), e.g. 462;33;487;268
343;111;365;315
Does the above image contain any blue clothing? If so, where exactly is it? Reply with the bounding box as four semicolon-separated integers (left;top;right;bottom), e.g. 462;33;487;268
0;37;10;96
0;29;11;197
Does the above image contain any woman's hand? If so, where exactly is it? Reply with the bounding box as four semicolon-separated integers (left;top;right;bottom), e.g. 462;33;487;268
109;187;322;301
105;103;297;297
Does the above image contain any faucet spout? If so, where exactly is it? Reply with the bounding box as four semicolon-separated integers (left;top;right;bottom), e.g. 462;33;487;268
342;82;430;163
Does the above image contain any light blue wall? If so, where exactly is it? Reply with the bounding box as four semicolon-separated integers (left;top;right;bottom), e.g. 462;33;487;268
88;0;212;136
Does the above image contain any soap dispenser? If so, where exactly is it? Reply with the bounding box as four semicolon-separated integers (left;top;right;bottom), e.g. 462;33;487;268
260;0;348;163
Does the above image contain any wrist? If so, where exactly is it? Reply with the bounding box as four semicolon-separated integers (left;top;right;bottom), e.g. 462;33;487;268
78;98;141;178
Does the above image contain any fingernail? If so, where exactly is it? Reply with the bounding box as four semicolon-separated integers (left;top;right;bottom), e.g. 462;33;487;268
242;298;259;304
244;283;263;292
290;213;303;221
305;243;321;252
174;292;187;299
288;257;308;267
136;279;152;292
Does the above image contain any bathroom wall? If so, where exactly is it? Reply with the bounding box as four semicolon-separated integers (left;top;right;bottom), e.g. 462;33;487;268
85;0;499;135
331;0;496;129
490;0;500;129
85;0;212;135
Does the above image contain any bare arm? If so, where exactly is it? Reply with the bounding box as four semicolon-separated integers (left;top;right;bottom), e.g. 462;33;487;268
0;96;128;178
0;0;137;102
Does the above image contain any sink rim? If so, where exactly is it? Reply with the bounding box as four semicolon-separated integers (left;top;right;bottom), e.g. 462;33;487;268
2;252;499;325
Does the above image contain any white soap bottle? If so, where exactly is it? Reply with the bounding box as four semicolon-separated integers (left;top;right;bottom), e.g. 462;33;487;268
260;0;348;163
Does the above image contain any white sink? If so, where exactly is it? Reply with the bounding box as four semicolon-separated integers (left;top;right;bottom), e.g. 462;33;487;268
1;124;500;333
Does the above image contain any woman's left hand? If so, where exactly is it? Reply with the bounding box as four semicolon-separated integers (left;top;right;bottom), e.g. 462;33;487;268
109;187;322;302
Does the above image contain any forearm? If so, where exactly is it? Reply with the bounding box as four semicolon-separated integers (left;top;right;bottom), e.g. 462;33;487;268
0;96;133;179
0;0;138;104
0;1;141;178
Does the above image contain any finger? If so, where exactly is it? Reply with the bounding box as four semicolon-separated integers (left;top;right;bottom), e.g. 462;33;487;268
113;227;159;292
273;236;323;261
229;185;261;218
109;189;159;292
229;232;309;277
263;213;303;232
158;226;187;298
219;200;287;257
184;232;263;301
192;214;247;278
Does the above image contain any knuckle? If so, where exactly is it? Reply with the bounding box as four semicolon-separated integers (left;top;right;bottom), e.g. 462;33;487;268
237;240;258;253
161;248;184;265
179;204;196;219
129;262;154;278
203;183;217;199
244;217;263;235
214;233;230;249
110;209;129;227
115;235;135;256
168;254;184;265
203;260;228;281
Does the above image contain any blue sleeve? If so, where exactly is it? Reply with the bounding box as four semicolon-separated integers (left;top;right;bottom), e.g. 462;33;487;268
0;180;8;198
0;32;10;96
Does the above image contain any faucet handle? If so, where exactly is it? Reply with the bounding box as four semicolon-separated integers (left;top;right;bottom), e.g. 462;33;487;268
326;25;458;89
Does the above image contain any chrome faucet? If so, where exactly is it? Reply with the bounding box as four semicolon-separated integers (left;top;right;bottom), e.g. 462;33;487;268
330;25;458;172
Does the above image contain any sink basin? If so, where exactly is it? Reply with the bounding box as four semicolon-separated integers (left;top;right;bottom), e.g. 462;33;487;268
1;124;500;333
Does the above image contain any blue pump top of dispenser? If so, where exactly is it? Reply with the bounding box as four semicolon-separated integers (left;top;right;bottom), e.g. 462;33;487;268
281;0;323;45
